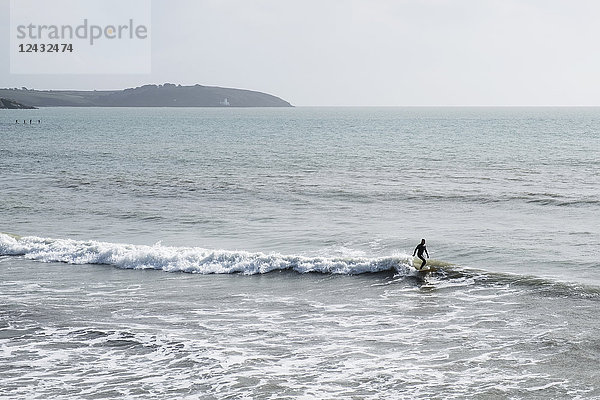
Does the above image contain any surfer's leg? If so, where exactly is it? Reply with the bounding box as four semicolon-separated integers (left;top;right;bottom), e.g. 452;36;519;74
418;255;426;269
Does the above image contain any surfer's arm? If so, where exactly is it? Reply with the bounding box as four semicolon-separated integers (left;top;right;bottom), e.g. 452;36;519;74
425;249;429;258
412;246;417;256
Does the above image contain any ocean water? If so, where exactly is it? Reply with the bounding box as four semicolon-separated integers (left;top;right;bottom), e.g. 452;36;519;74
1;107;599;399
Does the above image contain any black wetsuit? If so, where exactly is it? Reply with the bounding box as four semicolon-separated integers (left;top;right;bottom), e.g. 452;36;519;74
414;243;428;268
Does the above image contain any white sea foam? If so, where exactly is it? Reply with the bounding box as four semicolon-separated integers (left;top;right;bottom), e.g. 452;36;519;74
0;234;412;275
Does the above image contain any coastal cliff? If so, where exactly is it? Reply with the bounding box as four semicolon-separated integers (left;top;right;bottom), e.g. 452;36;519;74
0;84;292;108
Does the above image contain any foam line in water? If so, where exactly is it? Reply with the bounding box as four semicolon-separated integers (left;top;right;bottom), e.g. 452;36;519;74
0;234;412;275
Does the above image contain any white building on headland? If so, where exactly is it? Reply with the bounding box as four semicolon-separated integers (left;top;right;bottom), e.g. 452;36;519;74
220;98;230;106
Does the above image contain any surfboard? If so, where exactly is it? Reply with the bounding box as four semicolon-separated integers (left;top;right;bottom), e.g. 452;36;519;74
415;265;437;273
412;258;452;271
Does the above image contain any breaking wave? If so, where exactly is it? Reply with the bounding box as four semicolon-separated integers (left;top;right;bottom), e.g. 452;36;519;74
0;234;412;275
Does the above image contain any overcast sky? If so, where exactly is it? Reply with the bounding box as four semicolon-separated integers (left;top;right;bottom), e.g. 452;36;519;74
1;0;600;106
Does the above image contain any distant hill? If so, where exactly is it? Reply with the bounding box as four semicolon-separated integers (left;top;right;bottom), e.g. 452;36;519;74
0;84;292;107
0;98;37;109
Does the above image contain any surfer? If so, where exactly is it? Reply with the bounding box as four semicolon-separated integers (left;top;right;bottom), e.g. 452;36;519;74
413;239;429;270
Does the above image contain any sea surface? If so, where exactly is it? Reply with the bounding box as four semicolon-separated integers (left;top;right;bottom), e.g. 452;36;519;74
1;107;599;399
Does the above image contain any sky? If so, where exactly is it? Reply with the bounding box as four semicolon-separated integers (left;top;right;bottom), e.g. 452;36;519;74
1;0;600;106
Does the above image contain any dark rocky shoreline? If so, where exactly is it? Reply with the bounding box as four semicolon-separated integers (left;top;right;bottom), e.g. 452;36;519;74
0;98;37;109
